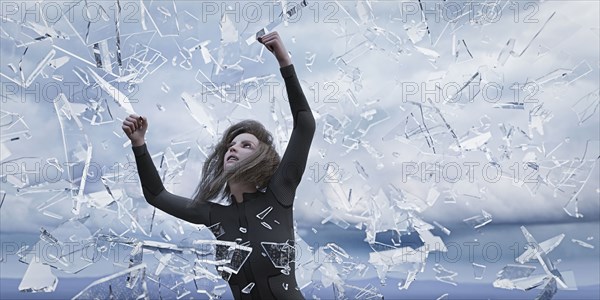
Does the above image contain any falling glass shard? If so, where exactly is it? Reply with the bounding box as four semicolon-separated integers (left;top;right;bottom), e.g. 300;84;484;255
535;278;558;300
494;264;536;288
571;89;599;125
432;221;451;236
153;252;173;276
453;37;474;63
325;243;350;260
0;143;11;161
116;32;167;82
354;160;369;179
450;131;491;152
20;219;94;274
397;269;418;290
18;260;58;293
520;226;568;289
87;190;116;208
433;263;458;286
53;93;92;215
142;1;180;37
563;197;584;218
494;102;525;110
181;92;217;136
220;14;238;43
517;234;565;264
565;60;593;85
0;190;6;209
261;240;295;271
500;12;557;65
322;114;346;144
534;68;572;85
305;52;316;72
160;146;191;188
0;39;55;88
413;45;440;61
571;239;594;249
256;206;273;220
241;282;255;294
245;0;309;45
213;241;253;275
72;263;149;299
208;223;225;238
436;293;449;300
472;263;486;280
357;106;391;136
80;98;115;126
463;209;492;229
261;222;273;230
497;39;516;65
0;110;32;142
87;67;136;115
495;272;548;291
404;21;428;44
341;283;383;299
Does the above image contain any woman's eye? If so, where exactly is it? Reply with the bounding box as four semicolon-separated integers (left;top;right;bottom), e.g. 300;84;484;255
244;144;251;148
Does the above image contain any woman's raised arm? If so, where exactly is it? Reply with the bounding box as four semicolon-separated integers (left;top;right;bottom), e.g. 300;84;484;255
259;33;317;207
123;115;211;224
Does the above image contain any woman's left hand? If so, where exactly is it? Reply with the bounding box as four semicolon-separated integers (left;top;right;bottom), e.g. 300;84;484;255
258;31;291;67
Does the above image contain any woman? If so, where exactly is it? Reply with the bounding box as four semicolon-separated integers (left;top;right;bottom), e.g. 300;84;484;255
122;32;315;300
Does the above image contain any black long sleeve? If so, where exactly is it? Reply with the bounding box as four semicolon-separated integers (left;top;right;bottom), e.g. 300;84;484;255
132;144;211;225
269;64;316;207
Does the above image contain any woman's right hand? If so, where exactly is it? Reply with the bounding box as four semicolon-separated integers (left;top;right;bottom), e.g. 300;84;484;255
122;114;148;147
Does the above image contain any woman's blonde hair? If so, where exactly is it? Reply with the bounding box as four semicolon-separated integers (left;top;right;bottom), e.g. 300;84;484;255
189;120;280;207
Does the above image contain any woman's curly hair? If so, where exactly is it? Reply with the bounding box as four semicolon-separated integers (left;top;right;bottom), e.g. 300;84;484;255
188;120;280;207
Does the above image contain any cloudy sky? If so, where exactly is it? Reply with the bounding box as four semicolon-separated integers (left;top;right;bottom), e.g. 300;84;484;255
1;0;599;298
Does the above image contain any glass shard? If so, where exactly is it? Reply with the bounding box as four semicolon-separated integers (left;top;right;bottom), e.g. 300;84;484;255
18;260;58;293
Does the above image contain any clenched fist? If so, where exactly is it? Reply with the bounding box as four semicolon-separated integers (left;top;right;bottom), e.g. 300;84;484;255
258;31;291;68
122;114;147;147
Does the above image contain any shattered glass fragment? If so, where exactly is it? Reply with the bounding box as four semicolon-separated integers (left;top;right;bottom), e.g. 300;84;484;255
261;240;295;271
72;263;149;299
571;239;594;249
0;110;32;142
208;223;225;238
535;278;558;300
472;263;486;280
87;67;136;115
241;282;255;294
463;209;492;229
0;190;6;209
432;221;451;236
20;219;94;274
436;293;449;300
495;265;537;288
143;1;180;37
571;89;599;125
80;98;115;126
245;0;309;45
305;52;316;72
256;206;273;220
54;94;92;214
433;263;458;286
18;260;58;293
214;241;252;276
181;92;218;136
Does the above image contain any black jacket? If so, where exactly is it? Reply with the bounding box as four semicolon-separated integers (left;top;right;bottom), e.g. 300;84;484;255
132;64;315;300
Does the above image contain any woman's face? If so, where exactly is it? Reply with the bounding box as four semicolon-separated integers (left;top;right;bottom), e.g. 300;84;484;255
223;133;260;171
